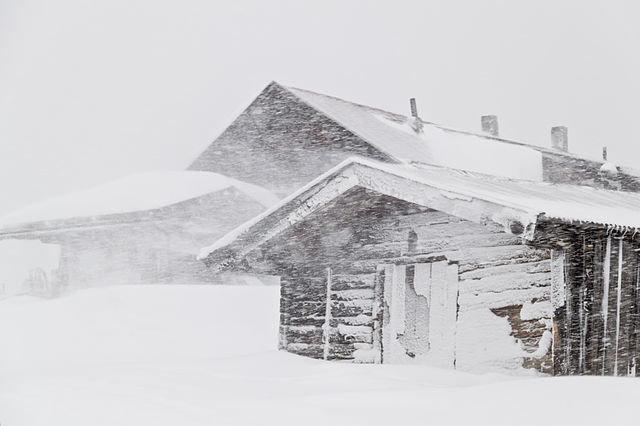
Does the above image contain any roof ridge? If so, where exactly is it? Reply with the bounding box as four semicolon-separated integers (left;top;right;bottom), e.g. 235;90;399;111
281;84;603;162
283;85;409;121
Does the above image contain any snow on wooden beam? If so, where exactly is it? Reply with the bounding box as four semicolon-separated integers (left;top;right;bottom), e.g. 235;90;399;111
203;161;541;270
350;163;538;240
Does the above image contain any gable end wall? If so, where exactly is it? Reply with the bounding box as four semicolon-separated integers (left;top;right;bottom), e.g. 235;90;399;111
189;83;393;197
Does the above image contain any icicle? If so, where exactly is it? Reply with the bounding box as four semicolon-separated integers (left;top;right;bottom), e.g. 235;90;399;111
601;235;612;375
614;238;623;375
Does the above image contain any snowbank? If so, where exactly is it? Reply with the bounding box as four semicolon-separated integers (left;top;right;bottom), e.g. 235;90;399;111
0;285;639;426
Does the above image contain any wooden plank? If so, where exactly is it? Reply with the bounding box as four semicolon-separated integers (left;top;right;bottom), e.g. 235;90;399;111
285;278;327;302
328;343;373;360
331;299;374;317
599;236;612;374
286;326;324;343
613;238;625;376
391;264;406;335
551;249;568;376
279;276;290;349
372;265;384;363
287;316;326;327
331;288;375;301
458;259;551;281
587;237;604;375
381;264;394;363
581;234;595;374
604;237;618;375
445;263;459;368
620;240;636;375
286;301;325;317
330;274;375;291
457;245;551;273
322;268;332;360
566;241;581;375
397;264;430;358
428;261;458;368
286;343;324;359
330;325;373;344
631;250;640;376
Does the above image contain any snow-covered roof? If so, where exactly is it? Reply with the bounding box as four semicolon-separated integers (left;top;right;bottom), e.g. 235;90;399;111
0;171;279;231
199;157;640;264
284;85;573;181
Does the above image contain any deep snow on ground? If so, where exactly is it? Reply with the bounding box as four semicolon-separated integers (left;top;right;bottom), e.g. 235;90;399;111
0;285;639;426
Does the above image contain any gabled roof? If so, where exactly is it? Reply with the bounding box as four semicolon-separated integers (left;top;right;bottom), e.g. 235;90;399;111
281;84;589;181
0;171;278;236
199;157;640;268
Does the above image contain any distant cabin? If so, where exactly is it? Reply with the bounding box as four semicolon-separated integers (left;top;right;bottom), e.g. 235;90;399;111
202;158;640;376
190;81;640;196
0;172;278;288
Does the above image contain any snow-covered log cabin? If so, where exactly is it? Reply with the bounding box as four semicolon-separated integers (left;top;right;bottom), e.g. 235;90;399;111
3;81;636;291
0;172;278;288
200;158;640;376
190;81;640;196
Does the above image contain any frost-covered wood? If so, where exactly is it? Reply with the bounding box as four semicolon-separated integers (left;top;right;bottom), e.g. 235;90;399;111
204;156;640;375
266;189;555;373
535;219;640;376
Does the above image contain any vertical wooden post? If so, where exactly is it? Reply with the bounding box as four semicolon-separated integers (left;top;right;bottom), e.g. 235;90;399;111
428;261;458;368
605;236;619;375
614;239;623;375
566;239;583;375
551;249;568;375
372;265;385;363
631;250;640;376
322;267;333;361
620;239;636;375
582;234;596;374
381;264;395;363
278;275;289;350
588;237;605;374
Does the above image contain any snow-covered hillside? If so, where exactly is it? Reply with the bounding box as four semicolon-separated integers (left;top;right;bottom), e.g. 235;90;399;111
0;285;638;426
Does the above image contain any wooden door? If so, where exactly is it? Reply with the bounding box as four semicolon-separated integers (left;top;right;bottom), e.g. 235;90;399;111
380;261;459;367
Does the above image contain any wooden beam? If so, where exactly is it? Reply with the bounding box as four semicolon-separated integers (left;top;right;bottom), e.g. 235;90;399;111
551;249;568;375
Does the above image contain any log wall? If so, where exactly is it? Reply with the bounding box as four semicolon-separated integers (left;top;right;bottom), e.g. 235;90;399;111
280;271;378;361
546;224;640;376
269;189;554;373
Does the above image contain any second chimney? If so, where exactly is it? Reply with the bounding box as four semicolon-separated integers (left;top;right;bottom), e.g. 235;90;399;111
551;126;568;152
481;115;499;137
410;98;418;118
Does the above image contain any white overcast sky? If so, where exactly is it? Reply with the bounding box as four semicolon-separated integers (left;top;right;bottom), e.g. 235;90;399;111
1;0;639;214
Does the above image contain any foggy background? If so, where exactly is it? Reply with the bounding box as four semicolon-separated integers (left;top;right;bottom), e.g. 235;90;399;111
1;0;639;215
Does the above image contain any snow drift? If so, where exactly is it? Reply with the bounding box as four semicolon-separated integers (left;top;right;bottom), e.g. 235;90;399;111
0;285;639;426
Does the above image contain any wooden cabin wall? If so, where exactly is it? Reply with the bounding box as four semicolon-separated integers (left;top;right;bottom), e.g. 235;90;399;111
264;188;553;373
548;226;640;376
